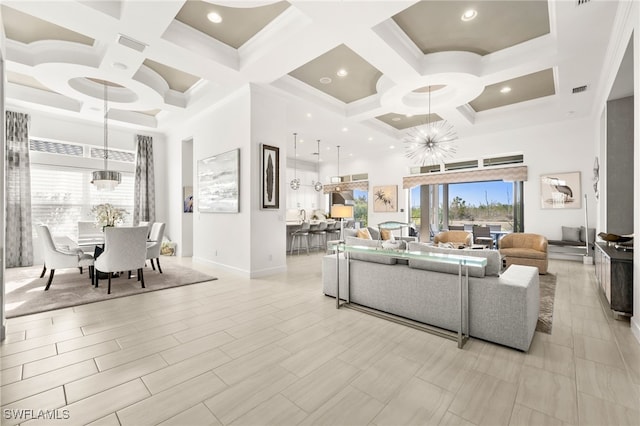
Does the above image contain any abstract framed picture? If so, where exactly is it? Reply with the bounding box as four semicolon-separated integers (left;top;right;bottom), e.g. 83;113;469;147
197;148;240;213
540;171;581;209
261;144;280;209
373;185;398;212
183;186;193;213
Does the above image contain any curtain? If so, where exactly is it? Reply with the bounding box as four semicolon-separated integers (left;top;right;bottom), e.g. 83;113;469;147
6;111;33;267
133;134;155;225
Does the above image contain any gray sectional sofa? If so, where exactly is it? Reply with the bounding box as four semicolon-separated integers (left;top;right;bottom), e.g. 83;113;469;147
322;239;540;351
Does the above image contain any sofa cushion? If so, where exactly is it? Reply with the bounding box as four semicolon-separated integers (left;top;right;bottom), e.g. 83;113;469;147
343;228;358;238
408;258;485;278
367;227;380;240
345;236;396;264
408;241;501;276
580;226;596;243
561;226;581;242
356;228;372;239
380;229;395;241
500;247;547;260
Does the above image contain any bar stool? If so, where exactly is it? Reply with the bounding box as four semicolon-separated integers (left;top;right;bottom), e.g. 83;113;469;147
290;222;311;255
309;222;328;251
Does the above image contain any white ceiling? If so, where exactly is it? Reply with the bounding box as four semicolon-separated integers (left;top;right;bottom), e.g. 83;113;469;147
0;1;622;160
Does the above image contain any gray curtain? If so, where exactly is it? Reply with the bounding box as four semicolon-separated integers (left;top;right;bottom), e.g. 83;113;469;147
6;111;33;267
133;134;155;225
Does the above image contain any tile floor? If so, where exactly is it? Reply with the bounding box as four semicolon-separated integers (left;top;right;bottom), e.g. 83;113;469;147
1;254;639;425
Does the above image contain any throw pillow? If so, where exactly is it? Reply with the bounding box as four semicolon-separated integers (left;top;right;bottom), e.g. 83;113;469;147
367;227;380;240
580;226;596;243
561;226;581;242
380;229;395;241
356;228;372;239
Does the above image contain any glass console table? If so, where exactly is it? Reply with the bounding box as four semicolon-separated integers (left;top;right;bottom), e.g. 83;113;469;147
331;242;487;349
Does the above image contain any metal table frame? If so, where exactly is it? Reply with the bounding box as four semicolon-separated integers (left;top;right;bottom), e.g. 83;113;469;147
333;242;486;349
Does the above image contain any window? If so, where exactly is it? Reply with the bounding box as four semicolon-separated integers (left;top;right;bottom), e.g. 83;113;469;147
29;138;135;238
353;189;368;227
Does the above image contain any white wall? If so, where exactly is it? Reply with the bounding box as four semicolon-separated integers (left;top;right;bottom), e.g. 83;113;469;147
322;117;598;238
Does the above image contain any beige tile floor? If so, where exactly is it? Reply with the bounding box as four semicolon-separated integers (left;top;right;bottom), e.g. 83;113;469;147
1;254;639;425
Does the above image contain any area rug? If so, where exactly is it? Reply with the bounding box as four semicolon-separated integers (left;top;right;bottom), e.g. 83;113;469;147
5;262;217;318
536;272;557;334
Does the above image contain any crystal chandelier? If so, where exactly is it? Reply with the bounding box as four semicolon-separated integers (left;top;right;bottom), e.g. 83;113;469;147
91;81;121;190
313;139;323;192
404;86;457;166
290;132;300;190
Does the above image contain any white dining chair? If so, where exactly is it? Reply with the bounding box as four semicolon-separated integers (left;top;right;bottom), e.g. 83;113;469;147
146;222;166;273
36;225;93;290
94;226;148;294
139;221;152;239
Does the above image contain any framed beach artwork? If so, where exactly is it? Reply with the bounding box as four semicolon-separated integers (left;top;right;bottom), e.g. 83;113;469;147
540;171;581;209
261;144;280;209
373;185;398;212
197;149;240;213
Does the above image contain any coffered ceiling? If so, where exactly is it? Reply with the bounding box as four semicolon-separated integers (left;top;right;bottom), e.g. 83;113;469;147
0;1;622;159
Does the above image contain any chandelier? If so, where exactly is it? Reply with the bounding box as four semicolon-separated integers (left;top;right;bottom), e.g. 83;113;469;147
404;86;457;166
290;132;300;190
91;81;121;190
313;139;323;192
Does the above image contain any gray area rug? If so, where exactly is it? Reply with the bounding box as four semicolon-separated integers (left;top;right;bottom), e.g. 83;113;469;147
536;272;557;334
5;261;217;318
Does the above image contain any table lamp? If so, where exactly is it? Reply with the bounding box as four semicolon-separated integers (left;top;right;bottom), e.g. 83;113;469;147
331;204;353;241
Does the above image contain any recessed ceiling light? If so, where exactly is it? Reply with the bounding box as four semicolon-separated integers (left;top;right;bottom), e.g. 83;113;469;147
306;113;312;118
207;12;222;23
299;139;304;143
319;77;332;84
337;69;348;77
500;86;512;94
349;153;353;156
461;9;477;21
392;117;402;122
342;127;348;132
112;62;127;70
390;145;395;149
368;137;373;141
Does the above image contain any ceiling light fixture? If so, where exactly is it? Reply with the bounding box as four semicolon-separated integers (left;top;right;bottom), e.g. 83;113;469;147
290;133;300;190
207;12;222;23
319;77;332;84
91;82;121;191
112;62;127;70
500;86;512;93
342;127;348;132
461;9;477;21
337;69;348;77
313;139;323;192
404;85;458;166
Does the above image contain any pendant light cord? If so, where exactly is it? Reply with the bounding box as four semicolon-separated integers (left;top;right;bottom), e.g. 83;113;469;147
104;83;108;172
293;133;297;179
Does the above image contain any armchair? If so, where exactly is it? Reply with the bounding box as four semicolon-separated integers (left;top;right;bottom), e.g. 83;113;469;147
94;226;148;294
146;222;166;273
433;230;473;246
37;225;93;290
499;233;548;274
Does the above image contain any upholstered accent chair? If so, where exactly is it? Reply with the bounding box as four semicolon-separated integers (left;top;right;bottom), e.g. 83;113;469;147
433;230;473;246
499;233;548;274
94;226;148;294
37;225;93;290
146;222;166;273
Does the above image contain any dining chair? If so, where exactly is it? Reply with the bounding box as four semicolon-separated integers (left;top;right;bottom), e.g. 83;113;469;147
139;221;152;239
94;226;148;294
146;222;166;273
473;225;495;249
36;225;94;290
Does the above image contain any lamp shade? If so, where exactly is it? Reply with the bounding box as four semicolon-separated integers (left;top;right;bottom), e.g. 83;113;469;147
331;204;353;219
91;170;122;191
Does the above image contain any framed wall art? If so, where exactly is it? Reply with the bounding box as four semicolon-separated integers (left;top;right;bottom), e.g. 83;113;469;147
183;186;193;213
261;144;280;209
373;185;398;212
197;148;240;213
540;171;581;209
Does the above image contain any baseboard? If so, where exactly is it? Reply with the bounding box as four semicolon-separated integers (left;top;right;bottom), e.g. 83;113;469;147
191;257;287;279
631;317;640;345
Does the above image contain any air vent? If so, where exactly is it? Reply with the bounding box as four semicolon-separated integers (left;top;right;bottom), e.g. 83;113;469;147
572;85;587;94
117;34;147;52
576;0;590;5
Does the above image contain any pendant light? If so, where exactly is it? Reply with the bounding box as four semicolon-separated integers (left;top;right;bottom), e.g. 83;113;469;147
313;139;323;192
290;132;300;190
91;82;121;190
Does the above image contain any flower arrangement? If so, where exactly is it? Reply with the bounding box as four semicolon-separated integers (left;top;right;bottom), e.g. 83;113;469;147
92;203;127;228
